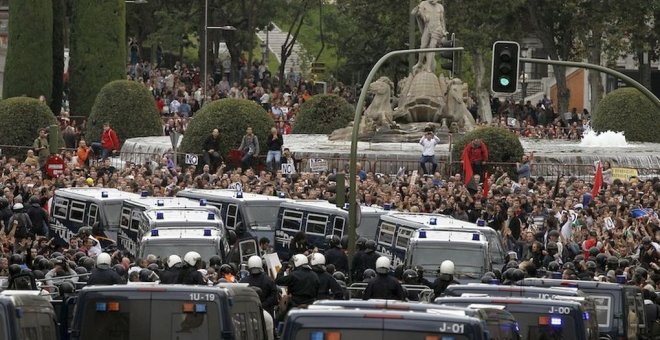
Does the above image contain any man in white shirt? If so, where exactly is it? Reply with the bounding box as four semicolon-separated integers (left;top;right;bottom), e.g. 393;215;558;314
419;127;440;175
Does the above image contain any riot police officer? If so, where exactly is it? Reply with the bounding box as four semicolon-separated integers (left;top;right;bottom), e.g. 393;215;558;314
180;251;206;285
430;260;459;297
240;255;278;315
351;237;368;282
87;253;123;286
324;235;349;274
159;255;183;284
363;256;405;301
275;254;320;309
310;253;343;300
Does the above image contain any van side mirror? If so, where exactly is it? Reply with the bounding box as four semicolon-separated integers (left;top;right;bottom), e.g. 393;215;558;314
227;230;237;245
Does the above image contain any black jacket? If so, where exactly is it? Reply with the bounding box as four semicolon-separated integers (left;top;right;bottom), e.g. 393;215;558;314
266;133;283;151
351;250;366;281
181;267;206;285
203;135;221;153
363;274;405;301
362;251;380;272
87;267;124;286
26;204;48;236
276;266;319;306
313;267;344;300
159;267;182;284
324;247;349;274
240;272;278;311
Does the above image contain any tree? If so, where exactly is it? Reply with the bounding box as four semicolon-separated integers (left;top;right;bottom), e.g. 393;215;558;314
277;0;313;88
0;98;62;158
69;0;126;117
292;94;353;134
86;80;163;145
445;0;524;123
526;0;583;114
592;87;659;143
51;0;65;115
3;0;53;102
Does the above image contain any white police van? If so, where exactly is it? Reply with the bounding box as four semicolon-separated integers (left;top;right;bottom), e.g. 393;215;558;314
404;229;491;282
49;188;141;249
374;213;506;268
176;188;290;245
118;195;217;256
274;200;389;259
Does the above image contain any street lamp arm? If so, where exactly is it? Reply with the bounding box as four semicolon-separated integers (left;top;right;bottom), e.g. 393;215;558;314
347;47;464;267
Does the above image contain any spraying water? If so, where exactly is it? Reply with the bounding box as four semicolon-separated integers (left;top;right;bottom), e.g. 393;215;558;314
579;128;629;147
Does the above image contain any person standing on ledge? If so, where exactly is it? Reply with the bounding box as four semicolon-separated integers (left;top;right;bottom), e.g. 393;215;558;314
419;127;441;175
239;126;259;170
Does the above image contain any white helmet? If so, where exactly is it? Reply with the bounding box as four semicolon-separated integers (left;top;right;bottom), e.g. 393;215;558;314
375;256;390;274
292;254;308;268
310;253;325;267
167;255;182;268
96;252;112;269
440;260;455;275
247;255;263;274
183;251;201;266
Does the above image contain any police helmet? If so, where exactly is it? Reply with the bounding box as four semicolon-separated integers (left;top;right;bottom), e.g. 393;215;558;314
365;240;377;253
394;264;405;280
588;247;600;257
562;262;575;271
619;258;630;269
607;256;619;270
292;254;308;268
74;252;86;263
340;235;349;249
511;269;525;282
209;255;222;267
440;260;455;275
113;264;126;277
167;255;182;268
183;251;202;267
82;257;95;271
585;261;597;271
8;264;21;276
147;263;159;272
333;271;346;282
247;256;263;274
9;254;23;265
50;252;63;259
32;270;45;280
96;253;112;269
375;256;391;274
481;272;495;283
59;280;76;295
403;269;418;284
596;253;608;267
219;264;233;274
310;253;326;267
139;269;158;282
327;235;340;248
356;237;367;251
506;260;519;270
363;269;377;280
546;242;558;252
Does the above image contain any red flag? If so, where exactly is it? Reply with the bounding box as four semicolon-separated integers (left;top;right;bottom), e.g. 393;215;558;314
462;144;473;185
591;162;603;197
483;171;489;197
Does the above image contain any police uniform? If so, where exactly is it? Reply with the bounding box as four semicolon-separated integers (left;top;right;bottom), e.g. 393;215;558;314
313;267;344;300
324;246;349;274
181;267;206;285
275;266;319;307
363;274;405;301
159;267;183;284
241;272;279;313
87;267;124;286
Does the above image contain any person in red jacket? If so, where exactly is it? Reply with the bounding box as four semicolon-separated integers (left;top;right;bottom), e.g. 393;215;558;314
91;122;120;159
461;138;489;182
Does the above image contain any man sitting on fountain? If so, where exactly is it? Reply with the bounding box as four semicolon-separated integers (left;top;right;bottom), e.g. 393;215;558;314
419;127;441;175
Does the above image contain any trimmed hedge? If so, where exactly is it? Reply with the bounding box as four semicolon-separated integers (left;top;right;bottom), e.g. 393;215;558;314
451;126;524;176
592;87;659;143
292;94;354;134
180;99;274;160
69;0;126;117
3;0;53;102
86;80;162;145
0;97;63;158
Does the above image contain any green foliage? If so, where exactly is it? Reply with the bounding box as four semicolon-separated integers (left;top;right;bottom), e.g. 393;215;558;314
51;0;65;115
0;97;63;158
592;87;659;143
3;0;53;102
180;99;274;159
86;81;162;146
292;94;354;134
451;127;524;175
69;0;126;117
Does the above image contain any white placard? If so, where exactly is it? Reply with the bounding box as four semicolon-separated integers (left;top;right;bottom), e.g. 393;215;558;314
281;163;295;175
263;253;282;279
185;154;198;165
308;158;328;173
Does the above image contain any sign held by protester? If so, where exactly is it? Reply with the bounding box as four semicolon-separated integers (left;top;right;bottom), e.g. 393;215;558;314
308;158;328;173
185;154;198;165
611;167;638;181
263;253;282;279
281;162;295;175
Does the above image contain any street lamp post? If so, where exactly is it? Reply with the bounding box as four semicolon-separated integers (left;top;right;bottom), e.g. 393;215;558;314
261;42;268;64
203;0;235;106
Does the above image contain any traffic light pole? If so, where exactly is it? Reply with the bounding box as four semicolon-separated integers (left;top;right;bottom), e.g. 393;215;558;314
520;57;660;109
346;47;464;276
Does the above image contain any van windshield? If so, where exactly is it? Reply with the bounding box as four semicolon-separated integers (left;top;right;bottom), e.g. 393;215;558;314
295;329;472;340
80;299;220;340
411;246;485;278
512;311;578;340
143;242;218;263
105;203;122;228
243;204;281;228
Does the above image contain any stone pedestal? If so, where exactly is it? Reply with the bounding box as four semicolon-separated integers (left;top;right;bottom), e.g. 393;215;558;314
397;71;447;123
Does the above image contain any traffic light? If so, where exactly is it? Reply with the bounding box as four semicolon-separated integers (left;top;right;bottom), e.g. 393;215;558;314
440;33;457;77
491;41;520;93
311;62;325;74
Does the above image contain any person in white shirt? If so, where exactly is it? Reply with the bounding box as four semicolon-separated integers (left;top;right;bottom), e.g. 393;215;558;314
419;127;441;175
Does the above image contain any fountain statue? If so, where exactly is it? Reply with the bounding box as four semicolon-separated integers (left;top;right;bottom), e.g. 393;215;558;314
329;0;476;142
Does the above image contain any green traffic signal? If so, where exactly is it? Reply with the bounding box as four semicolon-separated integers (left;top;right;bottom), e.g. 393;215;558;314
499;77;510;86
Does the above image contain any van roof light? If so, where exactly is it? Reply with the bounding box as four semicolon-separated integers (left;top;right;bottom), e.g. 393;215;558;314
199;199;207;206
419;230;427;238
101;191;109;198
472;233;480;241
616;275;626;284
151;229;159;236
141;191;149;197
156;211;164;220
236;191;243;198
203;228;212;236
156;199;164;206
383;203;391;211
476;218;485;226
429;217;437;225
207;212;215;220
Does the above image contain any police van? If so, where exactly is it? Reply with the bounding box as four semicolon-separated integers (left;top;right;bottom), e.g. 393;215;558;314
312;300;521;340
375;213;506;268
49;188;141;248
282;304;488;340
0;290;58;340
520;277;647;340
274;200;389;259
177;188;289;245
137;226;235;265
443;284;600;338
70;284;268;340
435;296;593;340
118;196;221;256
404;229;491;281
